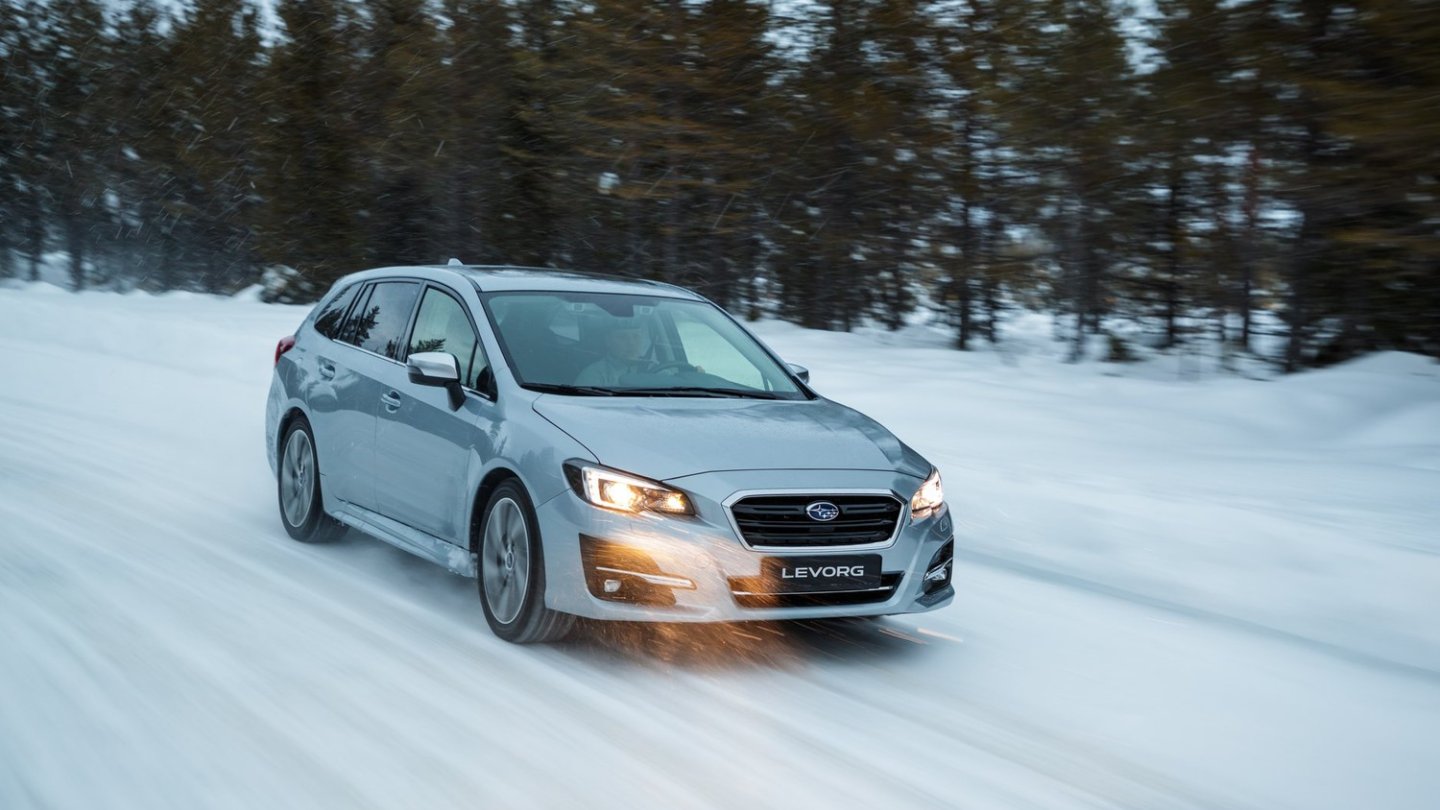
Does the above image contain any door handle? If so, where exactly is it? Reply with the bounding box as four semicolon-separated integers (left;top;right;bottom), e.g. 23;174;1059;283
381;391;402;412
317;359;336;380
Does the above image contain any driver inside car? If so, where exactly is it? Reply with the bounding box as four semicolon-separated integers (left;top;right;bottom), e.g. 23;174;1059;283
576;319;701;386
576;321;652;386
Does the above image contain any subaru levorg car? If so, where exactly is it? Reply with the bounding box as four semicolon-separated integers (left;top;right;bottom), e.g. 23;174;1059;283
266;264;954;643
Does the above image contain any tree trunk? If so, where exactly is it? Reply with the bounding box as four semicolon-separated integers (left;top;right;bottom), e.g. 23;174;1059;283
983;199;1004;342
1074;208;1103;357
957;273;973;349
26;203;44;282
955;110;977;350
65;208;85;292
1161;165;1183;349
982;276;999;343
1285;1;1335;372
160;229;176;291
955;193;974;350
1239;145;1261;350
1065;204;1085;362
0;231;12;279
1163;281;1179;348
1283;208;1318;372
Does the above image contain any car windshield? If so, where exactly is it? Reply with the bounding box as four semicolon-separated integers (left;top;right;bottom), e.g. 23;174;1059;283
482;291;807;399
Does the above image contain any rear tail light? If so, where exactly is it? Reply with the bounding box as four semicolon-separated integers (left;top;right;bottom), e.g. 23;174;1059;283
275;335;296;367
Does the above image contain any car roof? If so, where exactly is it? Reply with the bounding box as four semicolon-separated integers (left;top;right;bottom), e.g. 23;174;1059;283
338;264;706;301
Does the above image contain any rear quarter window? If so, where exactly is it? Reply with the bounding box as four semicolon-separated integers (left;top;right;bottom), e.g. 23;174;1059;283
351;281;422;360
314;283;360;339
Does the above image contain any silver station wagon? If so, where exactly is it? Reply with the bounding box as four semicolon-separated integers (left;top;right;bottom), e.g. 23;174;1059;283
266;264;954;642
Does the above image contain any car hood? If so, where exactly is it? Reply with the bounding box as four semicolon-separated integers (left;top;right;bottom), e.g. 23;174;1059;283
531;395;929;482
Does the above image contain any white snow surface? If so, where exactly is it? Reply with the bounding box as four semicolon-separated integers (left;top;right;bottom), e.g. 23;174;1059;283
1;283;1437;810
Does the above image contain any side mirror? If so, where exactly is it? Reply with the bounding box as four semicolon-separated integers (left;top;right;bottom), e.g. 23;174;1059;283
408;352;464;409
787;363;811;384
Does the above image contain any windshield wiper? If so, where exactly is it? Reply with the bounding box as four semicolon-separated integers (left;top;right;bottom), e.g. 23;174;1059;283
617;386;783;400
524;383;619;396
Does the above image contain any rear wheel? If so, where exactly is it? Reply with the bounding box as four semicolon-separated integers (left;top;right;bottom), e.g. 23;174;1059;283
477;480;574;643
277;417;345;544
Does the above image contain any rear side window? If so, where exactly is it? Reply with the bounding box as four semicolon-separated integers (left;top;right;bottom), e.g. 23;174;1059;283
408;287;488;389
314;283;359;339
344;281;421;360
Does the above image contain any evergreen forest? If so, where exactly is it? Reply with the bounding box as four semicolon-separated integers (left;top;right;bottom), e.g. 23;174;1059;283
2;0;1437;365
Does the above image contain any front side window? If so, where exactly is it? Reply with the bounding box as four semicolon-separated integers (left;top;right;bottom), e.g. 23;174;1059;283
483;291;805;399
408;287;488;389
346;281;421;360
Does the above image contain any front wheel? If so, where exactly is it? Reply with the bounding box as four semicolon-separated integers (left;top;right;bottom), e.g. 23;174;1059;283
477;480;574;643
277;417;345;544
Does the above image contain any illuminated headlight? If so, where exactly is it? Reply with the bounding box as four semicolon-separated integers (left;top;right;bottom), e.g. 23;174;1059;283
910;467;944;521
565;463;694;516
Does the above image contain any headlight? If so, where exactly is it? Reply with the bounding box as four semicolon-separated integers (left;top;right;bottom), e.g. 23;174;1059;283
910;467;944;521
565;463;694;516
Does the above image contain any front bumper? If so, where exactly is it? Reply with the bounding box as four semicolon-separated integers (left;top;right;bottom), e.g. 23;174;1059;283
535;469;955;622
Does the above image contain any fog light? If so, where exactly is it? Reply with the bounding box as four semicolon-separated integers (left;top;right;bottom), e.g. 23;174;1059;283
923;540;954;595
580;534;695;606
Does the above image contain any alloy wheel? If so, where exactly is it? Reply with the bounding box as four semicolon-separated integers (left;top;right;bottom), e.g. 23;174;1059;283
482;497;530;625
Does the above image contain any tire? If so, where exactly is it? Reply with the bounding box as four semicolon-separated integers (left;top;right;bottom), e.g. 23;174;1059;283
277;416;345;544
477;479;574;643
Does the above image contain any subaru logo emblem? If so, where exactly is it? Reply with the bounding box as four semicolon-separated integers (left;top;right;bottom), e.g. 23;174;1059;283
806;501;840;522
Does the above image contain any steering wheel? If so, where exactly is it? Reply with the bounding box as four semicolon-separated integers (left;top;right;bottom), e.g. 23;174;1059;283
650;361;698;375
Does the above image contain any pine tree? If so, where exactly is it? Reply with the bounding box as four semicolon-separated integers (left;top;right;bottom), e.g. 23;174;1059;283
557;0;767;285
1143;0;1272;351
6;1;52;282
937;0;1013;347
769;0;942;330
1307;0;1440;358
356;0;447;266
433;0;514;264
561;0;688;279
45;0;108;289
483;0;571;267
0;0;23;278
256;0;367;297
98;0;171;289
1003;0;1137;360
157;0;267;291
672;0;777;308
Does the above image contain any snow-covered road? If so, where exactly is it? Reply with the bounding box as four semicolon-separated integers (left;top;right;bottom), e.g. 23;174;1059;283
2;285;1437;809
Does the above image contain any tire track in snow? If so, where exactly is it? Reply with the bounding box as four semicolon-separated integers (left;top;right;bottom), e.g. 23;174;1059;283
1;404;1001;808
954;547;1440;686
7;292;1437;810
0;427;719;807
0;388;1245;810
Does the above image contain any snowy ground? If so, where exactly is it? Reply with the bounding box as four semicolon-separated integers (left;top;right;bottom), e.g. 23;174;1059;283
1;282;1437;810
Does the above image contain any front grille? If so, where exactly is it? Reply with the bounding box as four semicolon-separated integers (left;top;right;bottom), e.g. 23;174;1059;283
729;493;904;549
